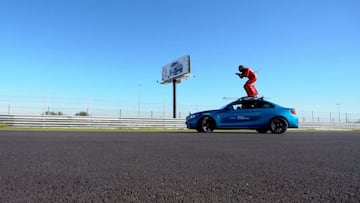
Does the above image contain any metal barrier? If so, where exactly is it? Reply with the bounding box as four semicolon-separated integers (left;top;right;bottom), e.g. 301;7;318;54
299;122;360;131
1;115;360;130
0;115;186;129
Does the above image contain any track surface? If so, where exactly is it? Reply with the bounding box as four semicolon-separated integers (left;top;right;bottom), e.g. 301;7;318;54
0;131;359;202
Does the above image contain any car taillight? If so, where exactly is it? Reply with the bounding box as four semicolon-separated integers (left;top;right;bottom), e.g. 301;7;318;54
290;109;297;115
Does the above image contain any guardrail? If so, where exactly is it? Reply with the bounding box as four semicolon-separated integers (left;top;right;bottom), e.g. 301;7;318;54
1;115;360;130
299;122;360;131
0;115;186;129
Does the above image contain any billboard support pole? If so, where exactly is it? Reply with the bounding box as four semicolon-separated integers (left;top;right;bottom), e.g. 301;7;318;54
172;79;176;118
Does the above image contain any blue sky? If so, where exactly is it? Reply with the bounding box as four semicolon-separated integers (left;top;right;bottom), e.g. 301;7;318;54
0;0;359;115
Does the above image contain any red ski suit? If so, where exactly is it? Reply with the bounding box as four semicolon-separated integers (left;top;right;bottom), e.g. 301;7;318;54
240;68;258;97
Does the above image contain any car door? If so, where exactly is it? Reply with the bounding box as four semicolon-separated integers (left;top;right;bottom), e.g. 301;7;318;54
218;101;262;128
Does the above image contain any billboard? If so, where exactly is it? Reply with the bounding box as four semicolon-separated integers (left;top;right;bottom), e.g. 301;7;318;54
161;55;190;84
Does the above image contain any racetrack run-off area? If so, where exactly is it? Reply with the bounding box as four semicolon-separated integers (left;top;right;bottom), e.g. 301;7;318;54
0;131;359;202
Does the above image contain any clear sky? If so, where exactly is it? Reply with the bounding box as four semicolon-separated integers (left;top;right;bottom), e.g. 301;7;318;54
1;0;359;115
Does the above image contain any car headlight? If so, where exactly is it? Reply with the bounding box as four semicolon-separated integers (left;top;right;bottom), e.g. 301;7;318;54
188;113;199;119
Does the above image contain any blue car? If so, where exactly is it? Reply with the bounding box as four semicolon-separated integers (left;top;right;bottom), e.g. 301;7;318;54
185;97;298;134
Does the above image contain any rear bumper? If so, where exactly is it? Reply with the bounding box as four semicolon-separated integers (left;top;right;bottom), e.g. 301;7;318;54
288;116;299;128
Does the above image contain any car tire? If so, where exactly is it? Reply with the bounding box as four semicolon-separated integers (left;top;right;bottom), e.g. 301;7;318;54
196;126;204;132
256;129;268;134
269;117;288;134
198;116;215;133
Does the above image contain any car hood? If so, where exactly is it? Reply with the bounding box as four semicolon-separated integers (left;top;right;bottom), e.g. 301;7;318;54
190;109;222;115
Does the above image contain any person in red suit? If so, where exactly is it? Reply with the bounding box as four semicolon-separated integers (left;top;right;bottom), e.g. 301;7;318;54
236;65;258;97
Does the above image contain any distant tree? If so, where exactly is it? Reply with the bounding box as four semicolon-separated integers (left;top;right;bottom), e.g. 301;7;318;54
43;111;64;116
75;111;89;116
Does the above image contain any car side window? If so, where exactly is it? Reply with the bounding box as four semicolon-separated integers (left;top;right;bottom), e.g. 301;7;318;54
233;104;242;110
254;101;275;109
226;105;234;111
240;101;275;109
242;101;252;109
226;103;244;111
262;102;274;108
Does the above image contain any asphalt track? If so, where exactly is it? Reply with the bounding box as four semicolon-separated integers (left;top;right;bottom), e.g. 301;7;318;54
0;130;359;202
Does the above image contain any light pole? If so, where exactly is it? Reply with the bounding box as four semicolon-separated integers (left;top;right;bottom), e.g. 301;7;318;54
336;103;341;123
138;84;142;118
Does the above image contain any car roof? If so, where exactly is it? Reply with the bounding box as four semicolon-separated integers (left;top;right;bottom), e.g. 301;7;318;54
236;96;264;102
229;97;279;106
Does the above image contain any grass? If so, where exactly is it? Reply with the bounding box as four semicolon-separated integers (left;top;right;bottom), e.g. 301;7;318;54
0;122;7;128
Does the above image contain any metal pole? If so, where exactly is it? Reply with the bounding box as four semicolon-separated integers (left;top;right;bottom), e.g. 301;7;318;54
138;84;142;118
88;97;91;116
162;100;166;118
43;96;47;115
345;113;348;123
312;111;314;122
301;111;305;122
336;103;341;123
173;79;176;118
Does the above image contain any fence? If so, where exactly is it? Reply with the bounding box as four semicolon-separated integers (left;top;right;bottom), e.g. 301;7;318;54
1;95;360;122
298;111;359;123
0;96;211;119
1;115;360;130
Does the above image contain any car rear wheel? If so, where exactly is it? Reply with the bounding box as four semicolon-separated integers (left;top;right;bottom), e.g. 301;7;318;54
198;116;215;133
269;117;288;134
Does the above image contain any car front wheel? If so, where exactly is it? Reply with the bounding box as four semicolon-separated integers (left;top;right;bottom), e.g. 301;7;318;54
196;126;204;132
269;117;288;134
199;116;215;133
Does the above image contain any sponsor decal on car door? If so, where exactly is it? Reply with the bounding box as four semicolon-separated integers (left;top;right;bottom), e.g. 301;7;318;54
219;109;261;128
